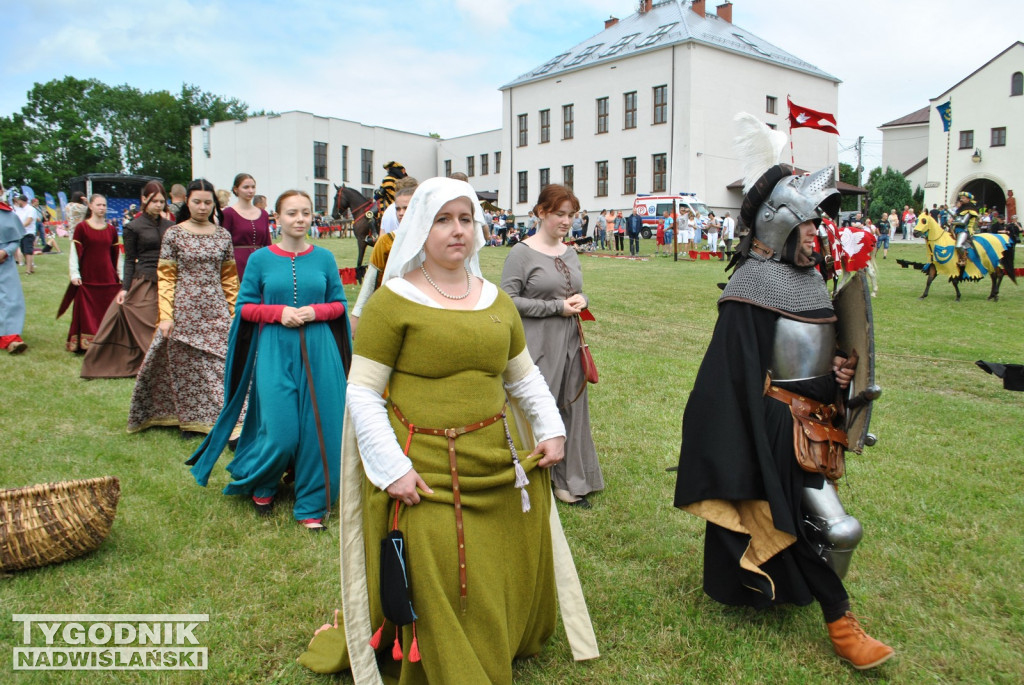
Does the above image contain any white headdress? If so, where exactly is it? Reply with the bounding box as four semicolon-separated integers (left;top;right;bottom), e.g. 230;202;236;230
381;177;486;283
733;112;788;193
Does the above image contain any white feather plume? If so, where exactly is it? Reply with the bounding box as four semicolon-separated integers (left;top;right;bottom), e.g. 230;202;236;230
733;112;788;193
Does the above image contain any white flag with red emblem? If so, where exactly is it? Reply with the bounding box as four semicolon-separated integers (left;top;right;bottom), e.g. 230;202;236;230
787;97;839;135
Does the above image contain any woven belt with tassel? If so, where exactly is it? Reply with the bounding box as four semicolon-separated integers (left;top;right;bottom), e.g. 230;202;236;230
390;402;530;613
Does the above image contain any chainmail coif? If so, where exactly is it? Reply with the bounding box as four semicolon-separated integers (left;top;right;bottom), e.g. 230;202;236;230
719;252;836;323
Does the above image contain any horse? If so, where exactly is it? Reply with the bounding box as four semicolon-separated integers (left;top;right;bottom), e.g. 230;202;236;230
912;213;1016;301
331;184;377;274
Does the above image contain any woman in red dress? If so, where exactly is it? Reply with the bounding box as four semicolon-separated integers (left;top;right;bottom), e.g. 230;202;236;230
220;173;270;280
60;194;121;352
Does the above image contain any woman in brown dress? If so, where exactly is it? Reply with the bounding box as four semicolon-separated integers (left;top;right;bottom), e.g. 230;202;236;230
127;179;241;438
81;182;174;378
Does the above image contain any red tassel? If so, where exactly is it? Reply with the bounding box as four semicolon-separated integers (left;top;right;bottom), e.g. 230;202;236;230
408;623;421;662
368;623;383;650
392;633;403;661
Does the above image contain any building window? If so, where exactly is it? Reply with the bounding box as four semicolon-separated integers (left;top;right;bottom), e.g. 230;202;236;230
624;91;637;129
361;149;373;185
959;130;974;149
481;154;489;176
518;171;528;204
495;151;501;173
636;23;677;48
341;145;349;182
361;187;374;200
564;44;604;67
533;52;569;75
652;153;667;193
540;109;550;143
444;160;451;177
991;127;1007;147
766;96;777;114
601;33;640;57
518;114;528;147
1011;71;1023;96
653;85;668;125
562;104;574;140
596;161;608;197
562;165;574;191
596;97;609;134
623;157;637;195
314;141;328;179
540;167;550;189
314;183;328;214
467;156;475;177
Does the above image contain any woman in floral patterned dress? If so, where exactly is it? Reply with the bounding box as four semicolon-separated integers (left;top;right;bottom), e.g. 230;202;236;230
127;179;242;437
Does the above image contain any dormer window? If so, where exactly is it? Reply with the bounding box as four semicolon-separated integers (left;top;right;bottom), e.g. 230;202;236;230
564;44;605;67
600;33;640;57
533;53;569;75
636;23;677;48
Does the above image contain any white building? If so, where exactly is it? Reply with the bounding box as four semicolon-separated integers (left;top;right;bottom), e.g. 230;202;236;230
193;1;845;219
880;41;1023;215
498;0;840;215
190;112;499;215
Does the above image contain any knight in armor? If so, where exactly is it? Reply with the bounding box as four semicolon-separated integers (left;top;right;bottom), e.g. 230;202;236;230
672;114;893;670
373;161;408;231
951;191;979;256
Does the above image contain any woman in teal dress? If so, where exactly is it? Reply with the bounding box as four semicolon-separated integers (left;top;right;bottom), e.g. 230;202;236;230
189;190;351;531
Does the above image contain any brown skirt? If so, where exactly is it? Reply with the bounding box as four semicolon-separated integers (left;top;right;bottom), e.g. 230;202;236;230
80;279;158;379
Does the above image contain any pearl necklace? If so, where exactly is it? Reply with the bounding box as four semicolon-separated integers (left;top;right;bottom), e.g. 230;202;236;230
421;263;472;300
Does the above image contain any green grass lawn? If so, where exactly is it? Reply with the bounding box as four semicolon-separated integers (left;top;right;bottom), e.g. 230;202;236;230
2;236;1023;683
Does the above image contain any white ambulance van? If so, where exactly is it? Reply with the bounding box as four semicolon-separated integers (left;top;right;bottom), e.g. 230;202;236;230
632;193;711;239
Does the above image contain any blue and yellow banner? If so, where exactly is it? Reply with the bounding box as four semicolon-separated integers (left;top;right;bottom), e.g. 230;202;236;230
936;101;952;133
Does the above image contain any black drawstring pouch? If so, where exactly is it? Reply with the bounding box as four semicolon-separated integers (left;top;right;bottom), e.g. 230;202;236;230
380;503;417;626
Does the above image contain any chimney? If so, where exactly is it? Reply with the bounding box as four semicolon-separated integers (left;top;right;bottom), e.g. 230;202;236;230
639;0;653;14
691;0;706;17
716;2;733;23
605;16;619;29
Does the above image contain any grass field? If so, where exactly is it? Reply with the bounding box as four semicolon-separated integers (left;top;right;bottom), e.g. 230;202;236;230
2;235;1023;684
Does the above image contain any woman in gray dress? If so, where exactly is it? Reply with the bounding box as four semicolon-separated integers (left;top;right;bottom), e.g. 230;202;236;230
501;184;603;508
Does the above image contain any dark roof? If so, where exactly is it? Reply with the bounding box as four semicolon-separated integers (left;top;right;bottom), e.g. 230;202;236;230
903;158;927;176
932;41;1024;100
501;1;838;89
726;169;866;195
879;106;929;129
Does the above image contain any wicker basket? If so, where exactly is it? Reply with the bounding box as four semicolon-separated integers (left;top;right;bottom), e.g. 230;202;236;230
0;476;120;572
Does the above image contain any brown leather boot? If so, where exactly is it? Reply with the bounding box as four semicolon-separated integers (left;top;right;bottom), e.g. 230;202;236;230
826;611;894;670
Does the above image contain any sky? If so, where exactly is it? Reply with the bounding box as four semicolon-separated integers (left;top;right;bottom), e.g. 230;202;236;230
3;0;1020;175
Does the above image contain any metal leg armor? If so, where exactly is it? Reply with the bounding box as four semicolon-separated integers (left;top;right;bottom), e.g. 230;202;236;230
802;482;863;580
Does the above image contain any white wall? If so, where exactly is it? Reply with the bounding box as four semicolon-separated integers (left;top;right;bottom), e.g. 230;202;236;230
191;111;438;213
500;41;838;216
924;44;1023;208
880;122;928;177
434;130;503;196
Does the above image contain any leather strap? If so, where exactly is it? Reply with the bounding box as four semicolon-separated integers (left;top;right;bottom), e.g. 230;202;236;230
390;403;507;613
567;315;588;406
764;384;837;422
299;327;332;521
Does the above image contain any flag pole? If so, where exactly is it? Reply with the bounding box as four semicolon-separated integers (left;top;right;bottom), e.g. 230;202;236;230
943;96;952;204
787;95;796;165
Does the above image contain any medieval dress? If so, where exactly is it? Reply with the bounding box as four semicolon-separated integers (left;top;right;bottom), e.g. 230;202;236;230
501;244;603;500
80;213;173;378
127;225;240;435
0;205;26;350
673;257;848;610
221;206;271;280
60;221;120;352
338;283;579;684
187;244;351;521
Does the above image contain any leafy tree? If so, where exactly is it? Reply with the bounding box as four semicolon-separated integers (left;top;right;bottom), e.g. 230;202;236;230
913;184;925;212
0;78;255;195
839;162;860;211
866;166;913;223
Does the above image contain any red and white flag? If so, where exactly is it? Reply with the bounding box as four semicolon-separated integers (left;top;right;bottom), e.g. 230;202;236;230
787;97;839;135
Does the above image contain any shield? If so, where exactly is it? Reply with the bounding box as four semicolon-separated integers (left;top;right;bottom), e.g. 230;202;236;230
833;271;880;453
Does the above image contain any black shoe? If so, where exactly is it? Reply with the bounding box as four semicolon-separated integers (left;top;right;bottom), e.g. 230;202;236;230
180;430;204;440
227;437;239;452
252;497;274;517
566;496;592;510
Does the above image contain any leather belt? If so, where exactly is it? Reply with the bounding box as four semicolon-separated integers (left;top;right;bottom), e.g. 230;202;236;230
764;384;838;422
390;402;507;613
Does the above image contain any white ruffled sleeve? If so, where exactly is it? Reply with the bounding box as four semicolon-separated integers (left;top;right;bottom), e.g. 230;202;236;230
346;355;413;490
503;347;566;443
